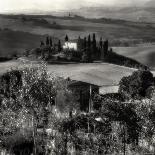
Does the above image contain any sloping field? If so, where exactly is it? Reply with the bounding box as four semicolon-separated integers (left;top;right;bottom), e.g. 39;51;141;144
0;15;155;57
0;60;136;87
0;15;155;41
0;29;45;57
113;45;155;69
47;62;137;86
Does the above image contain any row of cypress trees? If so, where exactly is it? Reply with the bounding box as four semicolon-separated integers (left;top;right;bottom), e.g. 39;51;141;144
40;34;109;61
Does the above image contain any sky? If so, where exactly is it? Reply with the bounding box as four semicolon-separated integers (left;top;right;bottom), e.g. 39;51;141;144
0;0;150;13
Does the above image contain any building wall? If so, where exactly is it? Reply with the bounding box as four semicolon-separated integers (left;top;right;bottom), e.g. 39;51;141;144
99;85;119;94
63;42;77;51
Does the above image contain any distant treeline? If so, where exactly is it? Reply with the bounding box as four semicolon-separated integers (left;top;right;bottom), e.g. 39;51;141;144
104;49;148;70
0;57;12;62
28;33;148;70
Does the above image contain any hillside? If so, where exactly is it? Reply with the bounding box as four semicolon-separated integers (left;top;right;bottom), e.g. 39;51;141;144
72;7;155;23
0;15;155;41
0;60;136;86
113;45;155;69
146;0;155;7
0;14;155;57
0;28;45;57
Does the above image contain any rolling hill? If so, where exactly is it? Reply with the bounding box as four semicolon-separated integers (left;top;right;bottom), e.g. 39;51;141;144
0;14;155;70
146;0;155;7
113;45;155;69
72;6;155;23
0;14;155;57
0;28;45;57
0;59;136;86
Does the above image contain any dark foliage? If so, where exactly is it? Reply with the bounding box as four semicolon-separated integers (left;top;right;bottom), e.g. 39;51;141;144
119;70;155;100
59;113;111;135
0;70;22;106
58;40;62;52
46;36;49;46
101;100;141;145
104;49;148;69
65;35;69;42
49;37;52;47
1;131;33;155
93;93;125;110
0;57;12;62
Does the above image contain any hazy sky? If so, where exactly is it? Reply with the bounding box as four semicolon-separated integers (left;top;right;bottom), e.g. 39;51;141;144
0;0;150;13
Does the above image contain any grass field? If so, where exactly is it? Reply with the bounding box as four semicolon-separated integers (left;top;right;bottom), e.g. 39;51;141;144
0;15;155;41
113;45;155;69
0;59;136;86
0;29;45;57
2;59;155;94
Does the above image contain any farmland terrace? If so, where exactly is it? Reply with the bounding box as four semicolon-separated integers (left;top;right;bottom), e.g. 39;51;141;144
0;59;137;94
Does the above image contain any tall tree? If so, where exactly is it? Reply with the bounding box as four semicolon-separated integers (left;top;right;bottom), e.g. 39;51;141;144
40;41;44;47
119;70;155;100
92;33;96;49
58;40;62;52
92;33;97;59
50;37;53;47
87;35;92;62
88;35;91;49
84;37;87;50
46;36;49;46
104;39;109;56
65;35;69;42
99;37;103;48
77;36;81;51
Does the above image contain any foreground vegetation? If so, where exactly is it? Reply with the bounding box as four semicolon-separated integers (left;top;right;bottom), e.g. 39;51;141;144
0;62;155;154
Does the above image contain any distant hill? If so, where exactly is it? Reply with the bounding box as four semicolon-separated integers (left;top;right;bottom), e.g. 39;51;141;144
146;0;155;7
0;14;155;43
0;14;155;65
0;28;45;57
72;6;155;23
113;45;155;69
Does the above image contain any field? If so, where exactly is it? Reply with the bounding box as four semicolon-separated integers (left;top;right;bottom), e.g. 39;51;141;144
2;59;155;95
0;29;45;57
113;45;155;69
0;59;136;86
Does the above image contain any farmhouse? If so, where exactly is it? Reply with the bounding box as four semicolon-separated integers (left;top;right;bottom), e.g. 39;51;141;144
47;63;137;112
63;42;78;51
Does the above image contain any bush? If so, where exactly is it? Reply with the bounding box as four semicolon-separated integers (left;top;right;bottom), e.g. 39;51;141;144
1;130;33;155
119;70;155;100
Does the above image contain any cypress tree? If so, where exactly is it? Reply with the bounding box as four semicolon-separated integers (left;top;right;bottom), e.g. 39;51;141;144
88;35;92;62
50;37;53;47
78;36;81;51
92;33;96;59
58;40;62;52
88;34;91;49
99;37;103;48
84;37;87;50
40;41;44;47
104;39;109;56
92;33;96;49
46;37;49;46
65;35;69;42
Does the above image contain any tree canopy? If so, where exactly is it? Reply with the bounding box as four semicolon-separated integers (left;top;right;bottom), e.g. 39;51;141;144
119;70;155;100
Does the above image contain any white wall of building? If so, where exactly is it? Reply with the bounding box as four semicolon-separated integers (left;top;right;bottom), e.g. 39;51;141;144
63;42;77;51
